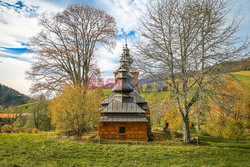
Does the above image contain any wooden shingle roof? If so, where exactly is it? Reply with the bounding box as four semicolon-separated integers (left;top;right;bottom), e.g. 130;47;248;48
102;99;145;113
100;44;150;123
101;90;147;105
100;114;148;122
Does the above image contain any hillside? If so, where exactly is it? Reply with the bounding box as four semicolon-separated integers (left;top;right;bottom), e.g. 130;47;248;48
0;83;31;109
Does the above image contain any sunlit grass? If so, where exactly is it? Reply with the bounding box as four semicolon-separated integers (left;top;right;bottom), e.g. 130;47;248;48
231;71;250;87
0;132;249;167
102;89;113;96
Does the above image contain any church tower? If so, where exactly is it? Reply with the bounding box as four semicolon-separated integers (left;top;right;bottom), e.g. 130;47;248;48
98;43;153;141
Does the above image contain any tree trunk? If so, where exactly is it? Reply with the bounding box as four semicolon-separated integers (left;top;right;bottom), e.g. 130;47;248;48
182;116;190;142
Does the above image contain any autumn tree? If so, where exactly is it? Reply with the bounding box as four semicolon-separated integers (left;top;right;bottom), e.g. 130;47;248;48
206;76;249;139
134;0;249;141
49;86;102;138
162;98;183;137
29;94;51;131
26;3;117;93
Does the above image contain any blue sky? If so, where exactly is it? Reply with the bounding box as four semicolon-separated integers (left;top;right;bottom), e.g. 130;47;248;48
0;0;249;95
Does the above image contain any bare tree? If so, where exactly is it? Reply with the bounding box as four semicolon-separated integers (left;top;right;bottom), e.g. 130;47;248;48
26;3;117;93
134;0;249;141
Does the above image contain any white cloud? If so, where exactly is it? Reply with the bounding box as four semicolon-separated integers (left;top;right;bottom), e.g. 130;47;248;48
0;0;63;94
0;56;31;94
0;17;40;48
99;0;149;33
0;0;63;48
94;0;150;80
96;38;136;80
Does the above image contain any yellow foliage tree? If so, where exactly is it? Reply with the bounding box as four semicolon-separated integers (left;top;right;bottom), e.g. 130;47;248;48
49;86;103;138
162;98;183;137
207;77;249;139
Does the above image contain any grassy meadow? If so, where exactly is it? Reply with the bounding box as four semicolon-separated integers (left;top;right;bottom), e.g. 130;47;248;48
231;71;250;82
0;132;250;167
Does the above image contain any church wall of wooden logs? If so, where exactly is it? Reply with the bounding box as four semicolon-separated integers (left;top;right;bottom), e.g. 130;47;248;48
98;122;148;141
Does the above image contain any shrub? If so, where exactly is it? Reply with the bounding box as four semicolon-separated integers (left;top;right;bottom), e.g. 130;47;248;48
206;118;246;139
13;118;25;128
206;120;222;137
1;125;14;133
24;128;39;134
31;128;39;134
18;127;26;133
222;120;245;139
23;116;36;129
199;130;210;136
25;128;32;133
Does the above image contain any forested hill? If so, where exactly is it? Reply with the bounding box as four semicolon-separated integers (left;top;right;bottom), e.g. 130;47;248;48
0;83;31;109
217;57;250;72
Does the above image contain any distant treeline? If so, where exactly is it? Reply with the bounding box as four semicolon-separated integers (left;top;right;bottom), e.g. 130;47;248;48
215;57;250;72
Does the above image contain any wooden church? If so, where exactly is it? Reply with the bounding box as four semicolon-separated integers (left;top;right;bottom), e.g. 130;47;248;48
98;43;153;141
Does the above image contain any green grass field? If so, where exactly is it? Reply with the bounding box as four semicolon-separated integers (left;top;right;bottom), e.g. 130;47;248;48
0;103;31;114
231;71;250;88
102;89;113;96
0;132;249;167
